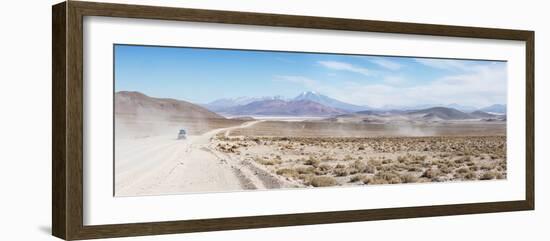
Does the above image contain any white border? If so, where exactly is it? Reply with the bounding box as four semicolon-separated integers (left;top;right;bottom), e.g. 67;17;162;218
83;16;526;225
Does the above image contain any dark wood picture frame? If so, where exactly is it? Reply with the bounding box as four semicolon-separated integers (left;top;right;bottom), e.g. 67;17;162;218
52;1;534;240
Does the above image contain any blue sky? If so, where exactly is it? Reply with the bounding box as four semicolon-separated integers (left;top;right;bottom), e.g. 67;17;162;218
115;44;507;108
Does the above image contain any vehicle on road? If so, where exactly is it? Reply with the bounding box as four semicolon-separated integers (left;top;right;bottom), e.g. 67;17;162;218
177;129;187;140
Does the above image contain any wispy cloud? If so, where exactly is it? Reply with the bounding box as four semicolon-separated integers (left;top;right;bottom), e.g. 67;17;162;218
382;75;407;85
275;62;506;108
369;59;402;71
414;58;470;71
274;75;320;90
318;61;371;76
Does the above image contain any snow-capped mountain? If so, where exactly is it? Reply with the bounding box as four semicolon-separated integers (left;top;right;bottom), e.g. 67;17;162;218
479;104;506;114
445;103;477;112
221;99;348;116
292;91;369;112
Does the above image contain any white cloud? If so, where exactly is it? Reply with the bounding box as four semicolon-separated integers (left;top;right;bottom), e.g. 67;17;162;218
382;75;407;86
274;75;320;89
275;62;507;108
318;61;371;76
370;59;402;70
414;58;470;71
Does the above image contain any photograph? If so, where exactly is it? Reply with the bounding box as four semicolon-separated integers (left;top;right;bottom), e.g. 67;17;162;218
114;44;507;197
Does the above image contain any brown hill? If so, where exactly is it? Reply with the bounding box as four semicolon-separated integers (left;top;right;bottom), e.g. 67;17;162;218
408;107;472;120
115;91;224;119
469;110;497;118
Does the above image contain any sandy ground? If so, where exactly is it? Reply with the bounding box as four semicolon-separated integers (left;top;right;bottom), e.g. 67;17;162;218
115;116;506;195
115;120;296;196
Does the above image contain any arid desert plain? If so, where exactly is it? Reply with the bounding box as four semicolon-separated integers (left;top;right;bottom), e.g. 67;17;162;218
114;91;506;196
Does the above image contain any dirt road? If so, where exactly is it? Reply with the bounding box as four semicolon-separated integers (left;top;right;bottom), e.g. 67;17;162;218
115;120;291;196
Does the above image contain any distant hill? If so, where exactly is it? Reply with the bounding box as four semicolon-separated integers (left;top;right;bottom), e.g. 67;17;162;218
115;91;224;119
379;103;476;112
293;91;369;112
446;103;477;112
204;96;284;112
408;107;473;120
479;104;506;114
222;99;348;116
354;110;376;115
469;110;497;119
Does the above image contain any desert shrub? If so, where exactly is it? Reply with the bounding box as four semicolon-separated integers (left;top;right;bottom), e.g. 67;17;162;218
333;167;349;177
348;160;367;174
309;176;338;187
414;155;427;162
401;174;419;183
363;176;389;185
453;168;475;180
276;168;299;179
375;171;402;184
255;157;282;166
480;163;496;171
364;165;376;174
480;172;496;180
298;174;314;183
321;155;332;162
439;153;451;158
315;164;332;175
463;172;476;180
379;165;394;172
295;166;315;174
439;165;452;174
408;166;423;172
421;168;440;179
368;159;382;167
349;174;365;183
304;156;320;167
454;156;471;164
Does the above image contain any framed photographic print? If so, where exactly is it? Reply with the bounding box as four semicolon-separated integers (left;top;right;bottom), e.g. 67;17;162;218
52;1;534;240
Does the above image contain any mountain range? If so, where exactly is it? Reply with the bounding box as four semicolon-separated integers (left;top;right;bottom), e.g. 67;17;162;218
205;91;506;116
292;91;369;112
116;91;506;121
479;104;507;114
407;107;504;120
205;96;285;112
220;99;348;116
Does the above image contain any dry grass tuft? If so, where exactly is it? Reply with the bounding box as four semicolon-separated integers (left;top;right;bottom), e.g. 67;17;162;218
254;157;282;165
304;156;320;167
421;168;440;179
400;174;419;183
480;171;496;180
276;168;298;179
349;174;365;183
309;176;338;187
